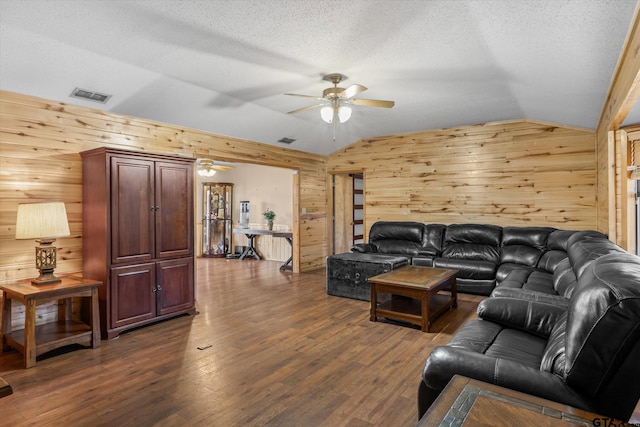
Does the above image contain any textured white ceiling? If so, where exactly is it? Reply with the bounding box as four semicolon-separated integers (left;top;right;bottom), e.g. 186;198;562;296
0;0;637;155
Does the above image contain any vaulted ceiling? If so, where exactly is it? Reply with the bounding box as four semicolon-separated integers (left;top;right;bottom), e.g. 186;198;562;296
0;0;637;155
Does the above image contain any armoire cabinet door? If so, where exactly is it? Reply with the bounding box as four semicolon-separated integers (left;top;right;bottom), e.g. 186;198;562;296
156;258;194;316
110;263;156;328
110;156;155;264
155;161;194;259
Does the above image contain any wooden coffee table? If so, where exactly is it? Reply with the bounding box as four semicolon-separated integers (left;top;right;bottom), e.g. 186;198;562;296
369;266;457;332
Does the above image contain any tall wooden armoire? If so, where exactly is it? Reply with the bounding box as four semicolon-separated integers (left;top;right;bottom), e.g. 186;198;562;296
81;147;195;339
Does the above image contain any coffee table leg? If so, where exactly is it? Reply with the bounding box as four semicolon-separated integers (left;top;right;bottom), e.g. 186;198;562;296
370;283;378;322
422;292;430;332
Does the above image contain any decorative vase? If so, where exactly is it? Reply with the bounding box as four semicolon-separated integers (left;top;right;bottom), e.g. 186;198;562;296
267;220;273;230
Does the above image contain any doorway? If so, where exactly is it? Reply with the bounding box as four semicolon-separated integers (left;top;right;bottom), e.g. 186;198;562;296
332;172;364;254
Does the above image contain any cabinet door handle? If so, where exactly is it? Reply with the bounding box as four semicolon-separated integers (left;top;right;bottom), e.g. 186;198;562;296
156;284;162;291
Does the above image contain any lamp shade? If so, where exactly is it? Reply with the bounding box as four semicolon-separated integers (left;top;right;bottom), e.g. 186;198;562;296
15;202;71;240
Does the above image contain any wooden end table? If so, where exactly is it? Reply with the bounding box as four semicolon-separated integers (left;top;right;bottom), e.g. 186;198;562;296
418;375;624;426
1;276;102;368
369;266;457;332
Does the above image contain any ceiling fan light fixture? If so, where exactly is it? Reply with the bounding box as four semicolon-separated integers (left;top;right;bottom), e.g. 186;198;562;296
320;106;334;123
338;105;352;123
197;167;216;177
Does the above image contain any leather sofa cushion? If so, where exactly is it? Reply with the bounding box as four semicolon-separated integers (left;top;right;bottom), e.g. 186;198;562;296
455;278;496;296
568;237;626;279
446;318;502;353
502;226;554;251
442;224;501;263
368;221;427;256
484;329;547;369
447;319;545;369
536;250;568;273
433;258;496;280
374;240;425;256
547;230;578;251
564;253;640;398
369;221;423;243
521;271;554;293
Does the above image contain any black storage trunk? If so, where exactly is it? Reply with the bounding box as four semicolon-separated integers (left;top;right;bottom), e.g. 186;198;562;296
326;253;409;301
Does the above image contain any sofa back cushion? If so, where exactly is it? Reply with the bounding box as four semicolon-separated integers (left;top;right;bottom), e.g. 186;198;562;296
563;253;640;399
568;237;626;279
441;224;502;263
368;221;425;256
500;226;555;267
536;230;606;274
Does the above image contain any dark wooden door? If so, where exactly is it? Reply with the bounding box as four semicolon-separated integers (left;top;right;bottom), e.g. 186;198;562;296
155;161;193;259
156;258;194;316
110;156;155;264
110;263;156;329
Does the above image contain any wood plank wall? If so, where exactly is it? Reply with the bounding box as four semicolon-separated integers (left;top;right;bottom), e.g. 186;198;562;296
0;90;328;286
327;120;597;236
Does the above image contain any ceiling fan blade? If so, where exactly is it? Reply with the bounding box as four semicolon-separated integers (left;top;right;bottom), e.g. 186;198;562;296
284;93;325;100
341;84;367;99
351;98;395;108
287;104;325;114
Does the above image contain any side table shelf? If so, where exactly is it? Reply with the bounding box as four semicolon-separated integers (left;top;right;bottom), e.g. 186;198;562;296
1;276;102;368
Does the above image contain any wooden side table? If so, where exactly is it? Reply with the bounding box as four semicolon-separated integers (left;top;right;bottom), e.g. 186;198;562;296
418;375;623;426
0;276;102;368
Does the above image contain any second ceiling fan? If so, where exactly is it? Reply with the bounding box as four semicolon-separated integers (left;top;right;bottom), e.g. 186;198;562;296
285;73;394;124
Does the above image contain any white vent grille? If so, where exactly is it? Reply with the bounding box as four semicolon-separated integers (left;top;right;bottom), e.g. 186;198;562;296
70;87;111;104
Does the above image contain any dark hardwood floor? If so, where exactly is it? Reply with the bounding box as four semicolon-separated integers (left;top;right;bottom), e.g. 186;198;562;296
0;259;636;426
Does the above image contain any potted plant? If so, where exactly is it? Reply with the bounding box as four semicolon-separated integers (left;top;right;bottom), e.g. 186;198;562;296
263;208;276;230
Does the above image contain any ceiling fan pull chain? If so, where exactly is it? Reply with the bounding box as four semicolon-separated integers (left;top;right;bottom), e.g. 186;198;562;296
333;117;337;143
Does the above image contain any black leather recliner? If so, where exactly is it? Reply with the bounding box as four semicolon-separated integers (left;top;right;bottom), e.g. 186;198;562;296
418;251;640;422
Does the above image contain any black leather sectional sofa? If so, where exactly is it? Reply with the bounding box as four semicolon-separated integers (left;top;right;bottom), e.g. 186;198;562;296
327;221;606;297
326;221;640;421
419;241;640;422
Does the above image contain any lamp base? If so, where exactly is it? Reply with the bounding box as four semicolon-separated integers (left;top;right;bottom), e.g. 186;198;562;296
31;269;61;285
32;240;61;285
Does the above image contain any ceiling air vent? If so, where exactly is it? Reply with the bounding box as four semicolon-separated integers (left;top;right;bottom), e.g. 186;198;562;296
70;87;112;104
277;137;296;144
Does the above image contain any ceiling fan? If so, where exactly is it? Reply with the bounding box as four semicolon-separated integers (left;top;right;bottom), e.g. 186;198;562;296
285;73;395;124
196;159;235;177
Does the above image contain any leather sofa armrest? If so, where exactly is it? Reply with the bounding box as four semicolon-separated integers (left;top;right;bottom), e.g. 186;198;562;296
350;243;377;253
420;346;592;414
476;297;566;337
490;288;570;308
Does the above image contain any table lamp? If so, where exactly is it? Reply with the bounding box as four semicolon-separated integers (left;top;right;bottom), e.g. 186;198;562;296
15;202;71;284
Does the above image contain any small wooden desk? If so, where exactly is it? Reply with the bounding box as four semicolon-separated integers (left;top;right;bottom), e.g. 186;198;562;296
232;228;293;270
418;375;621;426
369;266;457;332
0;276;102;368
